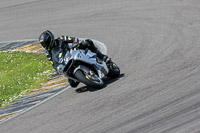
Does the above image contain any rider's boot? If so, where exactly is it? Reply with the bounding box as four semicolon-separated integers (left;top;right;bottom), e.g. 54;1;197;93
96;50;112;64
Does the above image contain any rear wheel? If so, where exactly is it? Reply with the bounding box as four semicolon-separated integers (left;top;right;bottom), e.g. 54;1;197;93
74;69;105;89
107;62;120;78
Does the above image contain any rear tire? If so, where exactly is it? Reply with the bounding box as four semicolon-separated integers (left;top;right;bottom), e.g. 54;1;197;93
74;70;105;89
107;62;120;78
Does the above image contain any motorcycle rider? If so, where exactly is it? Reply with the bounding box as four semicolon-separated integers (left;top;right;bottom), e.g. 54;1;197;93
39;30;111;87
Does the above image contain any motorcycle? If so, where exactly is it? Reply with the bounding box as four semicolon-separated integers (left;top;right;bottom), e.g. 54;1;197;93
55;46;120;89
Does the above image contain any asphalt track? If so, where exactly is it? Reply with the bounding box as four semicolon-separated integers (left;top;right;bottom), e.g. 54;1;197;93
1;0;200;133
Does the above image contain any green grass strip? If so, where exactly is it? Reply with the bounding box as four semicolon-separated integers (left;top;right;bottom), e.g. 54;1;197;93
0;51;53;108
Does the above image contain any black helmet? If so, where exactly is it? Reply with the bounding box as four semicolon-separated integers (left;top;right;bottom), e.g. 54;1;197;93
39;30;55;50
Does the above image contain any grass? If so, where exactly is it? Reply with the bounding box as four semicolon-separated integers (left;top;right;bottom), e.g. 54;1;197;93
0;51;53;108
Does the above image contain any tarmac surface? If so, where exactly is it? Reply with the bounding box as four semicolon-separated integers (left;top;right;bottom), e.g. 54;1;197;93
1;0;200;133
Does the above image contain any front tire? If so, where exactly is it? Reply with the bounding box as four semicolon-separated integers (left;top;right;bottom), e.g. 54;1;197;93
74;70;105;89
68;79;79;88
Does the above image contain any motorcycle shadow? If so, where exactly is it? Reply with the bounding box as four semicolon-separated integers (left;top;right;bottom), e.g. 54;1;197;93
75;73;125;93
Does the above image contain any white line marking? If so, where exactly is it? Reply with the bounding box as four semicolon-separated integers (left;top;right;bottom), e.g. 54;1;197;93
0;86;71;125
0;39;38;44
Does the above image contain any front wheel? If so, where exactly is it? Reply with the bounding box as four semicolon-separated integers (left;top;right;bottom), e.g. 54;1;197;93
74;69;105;89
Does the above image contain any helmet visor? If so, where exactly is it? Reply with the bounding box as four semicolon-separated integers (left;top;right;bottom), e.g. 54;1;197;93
39;34;46;48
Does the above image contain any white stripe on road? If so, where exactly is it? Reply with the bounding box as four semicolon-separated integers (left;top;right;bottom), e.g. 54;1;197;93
0;86;71;125
0;39;38;44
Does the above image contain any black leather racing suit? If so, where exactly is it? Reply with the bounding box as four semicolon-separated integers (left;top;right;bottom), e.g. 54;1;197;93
46;36;108;67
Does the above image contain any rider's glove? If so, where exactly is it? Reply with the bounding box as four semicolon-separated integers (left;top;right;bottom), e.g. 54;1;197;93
56;64;65;74
46;50;52;61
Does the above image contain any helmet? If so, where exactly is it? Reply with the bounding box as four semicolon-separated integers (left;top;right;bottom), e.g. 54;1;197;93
39;30;55;50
